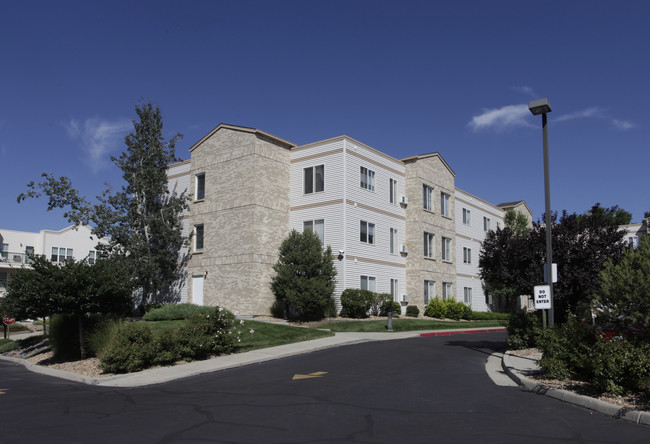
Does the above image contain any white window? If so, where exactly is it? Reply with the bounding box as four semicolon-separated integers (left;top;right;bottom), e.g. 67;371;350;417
423;184;433;211
195;173;205;200
442;237;451;261
360;275;376;292
483;216;491;232
463;247;471;264
194;224;204;252
88;250;96;265
464;287;472;305
389;178;398;204
50;247;58;262
442;282;452;300
360;220;375;244
390;279;399;300
25;246;34;264
463;208;471;225
360;166;375;191
304;165;324;194
440;192;450;217
0;271;7;290
424;280;434;305
424;232;434;258
67;248;73;261
304;219;325;245
629;236;639;248
0;243;8;261
390;228;398;254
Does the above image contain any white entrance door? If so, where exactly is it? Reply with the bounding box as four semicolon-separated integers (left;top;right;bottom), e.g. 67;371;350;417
192;275;204;306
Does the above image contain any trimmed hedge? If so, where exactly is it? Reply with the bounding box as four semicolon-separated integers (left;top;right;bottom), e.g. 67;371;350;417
406;305;420;317
424;298;472;320
143;303;214;321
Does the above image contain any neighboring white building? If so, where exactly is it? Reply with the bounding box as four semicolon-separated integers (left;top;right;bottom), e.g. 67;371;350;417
166;124;532;315
0;225;105;296
621;220;648;249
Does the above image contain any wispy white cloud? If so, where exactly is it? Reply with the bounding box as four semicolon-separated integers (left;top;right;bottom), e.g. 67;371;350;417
612;119;636;130
511;86;537;98
468;104;532;132
65;118;131;172
555;107;604;122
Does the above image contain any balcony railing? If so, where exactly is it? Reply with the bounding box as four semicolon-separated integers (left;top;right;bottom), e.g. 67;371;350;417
0;252;43;267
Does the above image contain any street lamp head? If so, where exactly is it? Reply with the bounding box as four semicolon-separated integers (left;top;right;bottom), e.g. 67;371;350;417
529;98;552;115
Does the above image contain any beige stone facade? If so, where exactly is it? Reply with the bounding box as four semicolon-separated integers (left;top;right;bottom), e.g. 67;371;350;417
402;154;457;309
186;125;294;314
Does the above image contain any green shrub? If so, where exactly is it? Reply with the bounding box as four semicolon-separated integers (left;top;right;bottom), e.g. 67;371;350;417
372;293;392;316
49;314;80;358
0;339;19;353
424;298;446;318
270;299;285;319
506;311;542;350
469;311;509;321
340;289;375;318
444;299;472;320
380;300;402;316
537;315;595;380
406;305;420;317
99;323;156;373
152;329;181;365
85;317;123;357
143;303;213;321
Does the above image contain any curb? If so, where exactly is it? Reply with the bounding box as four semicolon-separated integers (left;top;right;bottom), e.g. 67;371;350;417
420;327;507;337
502;351;650;426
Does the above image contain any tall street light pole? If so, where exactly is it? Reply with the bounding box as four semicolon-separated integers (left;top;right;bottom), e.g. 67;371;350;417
529;98;554;326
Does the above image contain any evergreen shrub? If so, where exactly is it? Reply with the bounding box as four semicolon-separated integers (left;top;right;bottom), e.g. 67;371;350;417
406;305;420;317
340;289;375;318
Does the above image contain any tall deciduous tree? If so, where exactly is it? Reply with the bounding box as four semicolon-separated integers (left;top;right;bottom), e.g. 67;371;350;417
18;102;188;304
270;230;337;320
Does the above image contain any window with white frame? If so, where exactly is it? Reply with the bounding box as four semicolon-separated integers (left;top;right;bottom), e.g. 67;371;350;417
195;173;205;200
194;224;204;252
497;221;501;229
390;228;398;254
462;208;471;225
483;216;491;232
0;271;7;290
304;165;324;194
390;279;399;300
423;184;433;211
424;280;434;305
629;236;639;248
50;247;73;263
304;219;325;245
442;282;452;300
389;178;398;204
0;243;8;261
360;220;375;244
424;232;434;258
463;247;471;264
360;166;375;191
360;275;376;292
464;287;472;305
88;250;97;265
440;192;450;217
442;237;451;261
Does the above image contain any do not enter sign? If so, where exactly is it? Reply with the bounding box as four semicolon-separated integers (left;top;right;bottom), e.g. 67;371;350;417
2;315;15;326
534;285;551;310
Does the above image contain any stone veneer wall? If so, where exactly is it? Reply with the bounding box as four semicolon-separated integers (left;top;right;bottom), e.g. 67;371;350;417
187;127;291;314
403;155;456;311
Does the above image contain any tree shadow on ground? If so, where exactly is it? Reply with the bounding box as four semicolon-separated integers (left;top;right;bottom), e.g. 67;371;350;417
444;339;506;356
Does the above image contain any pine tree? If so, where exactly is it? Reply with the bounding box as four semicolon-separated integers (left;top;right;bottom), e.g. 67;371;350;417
271;230;337;320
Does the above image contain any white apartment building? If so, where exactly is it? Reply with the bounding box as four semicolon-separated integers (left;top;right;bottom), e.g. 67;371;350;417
0;225;104;296
167;123;532;315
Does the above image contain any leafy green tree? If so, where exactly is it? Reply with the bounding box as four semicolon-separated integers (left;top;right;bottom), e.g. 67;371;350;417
18;103;188;304
270;229;337;320
595;234;650;331
550;205;627;320
479;211;541;313
2;256;134;357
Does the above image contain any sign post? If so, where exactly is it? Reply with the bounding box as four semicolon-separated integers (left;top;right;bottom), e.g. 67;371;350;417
534;285;551;328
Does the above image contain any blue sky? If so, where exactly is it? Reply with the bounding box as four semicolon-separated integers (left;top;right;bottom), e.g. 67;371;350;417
2;0;648;233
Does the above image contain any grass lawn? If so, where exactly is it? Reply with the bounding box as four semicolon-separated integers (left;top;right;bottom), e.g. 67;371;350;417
144;319;334;353
316;318;508;333
236;320;334;352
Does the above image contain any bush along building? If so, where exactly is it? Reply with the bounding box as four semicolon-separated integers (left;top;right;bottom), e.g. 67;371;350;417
166;124;532;316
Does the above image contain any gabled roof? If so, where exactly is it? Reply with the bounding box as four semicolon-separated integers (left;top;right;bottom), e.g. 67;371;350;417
497;200;533;218
188;123;296;153
293;135;406;169
400;152;456;177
